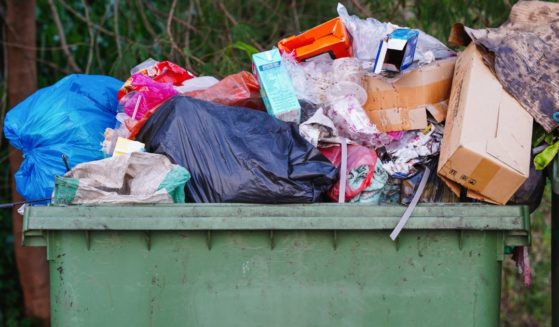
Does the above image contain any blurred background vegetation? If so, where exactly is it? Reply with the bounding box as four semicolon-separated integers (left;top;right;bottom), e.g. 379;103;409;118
0;0;552;326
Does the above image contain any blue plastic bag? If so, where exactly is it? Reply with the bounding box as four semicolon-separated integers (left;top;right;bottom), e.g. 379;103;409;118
3;74;122;202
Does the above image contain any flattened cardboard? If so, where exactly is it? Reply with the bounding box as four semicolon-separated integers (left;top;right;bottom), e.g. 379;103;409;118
364;57;456;132
437;43;533;205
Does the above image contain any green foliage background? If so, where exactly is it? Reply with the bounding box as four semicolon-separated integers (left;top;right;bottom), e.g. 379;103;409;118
33;0;517;82
0;0;552;326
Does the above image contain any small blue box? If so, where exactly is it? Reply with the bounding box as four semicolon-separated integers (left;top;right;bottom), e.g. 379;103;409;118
252;49;301;123
373;28;419;74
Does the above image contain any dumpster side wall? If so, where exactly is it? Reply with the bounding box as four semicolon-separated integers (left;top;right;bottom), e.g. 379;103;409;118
47;229;503;327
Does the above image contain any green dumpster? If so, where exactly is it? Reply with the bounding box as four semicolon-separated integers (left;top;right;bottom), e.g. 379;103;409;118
23;204;529;327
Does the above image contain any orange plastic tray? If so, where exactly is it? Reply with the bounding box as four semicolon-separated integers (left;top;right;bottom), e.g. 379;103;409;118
278;17;352;62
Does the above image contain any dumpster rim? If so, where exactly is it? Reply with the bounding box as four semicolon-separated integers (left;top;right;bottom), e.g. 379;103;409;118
23;203;529;232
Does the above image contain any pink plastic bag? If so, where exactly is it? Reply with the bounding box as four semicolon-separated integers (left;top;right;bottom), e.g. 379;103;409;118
120;74;178;121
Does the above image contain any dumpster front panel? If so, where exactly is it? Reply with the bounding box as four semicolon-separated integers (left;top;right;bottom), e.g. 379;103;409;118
48;229;503;327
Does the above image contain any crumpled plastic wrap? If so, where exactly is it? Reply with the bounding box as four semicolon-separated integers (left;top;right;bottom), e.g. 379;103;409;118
185;71;265;110
283;56;366;105
327;95;392;148
282;55;335;105
350;162;400;204
378;121;443;178
400;160;459;205
349;162;388;204
337;3;454;64
285;55;394;148
299;107;341;147
337;3;395;62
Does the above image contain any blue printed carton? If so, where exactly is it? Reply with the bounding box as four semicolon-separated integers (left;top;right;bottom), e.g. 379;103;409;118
252;49;301;123
373;28;419;74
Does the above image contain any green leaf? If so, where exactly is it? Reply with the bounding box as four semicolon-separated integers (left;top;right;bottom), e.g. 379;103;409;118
230;41;259;59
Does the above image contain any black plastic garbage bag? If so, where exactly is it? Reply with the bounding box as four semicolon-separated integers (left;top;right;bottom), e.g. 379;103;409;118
508;155;546;213
137;96;337;203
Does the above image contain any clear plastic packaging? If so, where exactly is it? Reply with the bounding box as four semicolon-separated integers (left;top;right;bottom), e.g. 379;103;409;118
285;54;395;148
130;58;159;75
282;54;334;105
337;3;395;61
337;3;454;64
378;121;444;178
326;95;388;148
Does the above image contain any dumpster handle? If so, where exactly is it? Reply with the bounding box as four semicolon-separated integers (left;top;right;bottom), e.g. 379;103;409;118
145;231;151;251
206;230;212;250
84;231;91;250
458;230;464;250
269;230;275;250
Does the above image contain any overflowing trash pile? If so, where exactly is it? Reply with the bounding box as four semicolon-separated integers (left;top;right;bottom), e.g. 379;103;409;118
3;2;557;227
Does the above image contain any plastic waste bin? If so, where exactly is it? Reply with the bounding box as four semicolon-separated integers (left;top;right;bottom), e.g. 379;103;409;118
23;204;529;327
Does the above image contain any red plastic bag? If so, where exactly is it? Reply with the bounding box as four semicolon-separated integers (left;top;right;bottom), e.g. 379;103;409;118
320;144;378;202
145;61;195;85
118;60;195;100
186;71;265;110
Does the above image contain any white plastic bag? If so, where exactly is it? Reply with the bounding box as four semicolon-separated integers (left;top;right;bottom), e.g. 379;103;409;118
174;76;220;93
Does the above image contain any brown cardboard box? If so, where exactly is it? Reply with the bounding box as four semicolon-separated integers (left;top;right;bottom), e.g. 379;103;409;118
437;43;533;205
363;57;456;132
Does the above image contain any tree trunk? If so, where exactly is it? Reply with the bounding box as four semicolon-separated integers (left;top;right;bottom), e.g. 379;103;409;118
5;0;50;325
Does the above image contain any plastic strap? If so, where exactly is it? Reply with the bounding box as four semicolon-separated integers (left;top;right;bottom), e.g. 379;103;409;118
61;154;71;172
390;166;431;241
338;139;348;203
131;95;142;120
0;197;51;209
